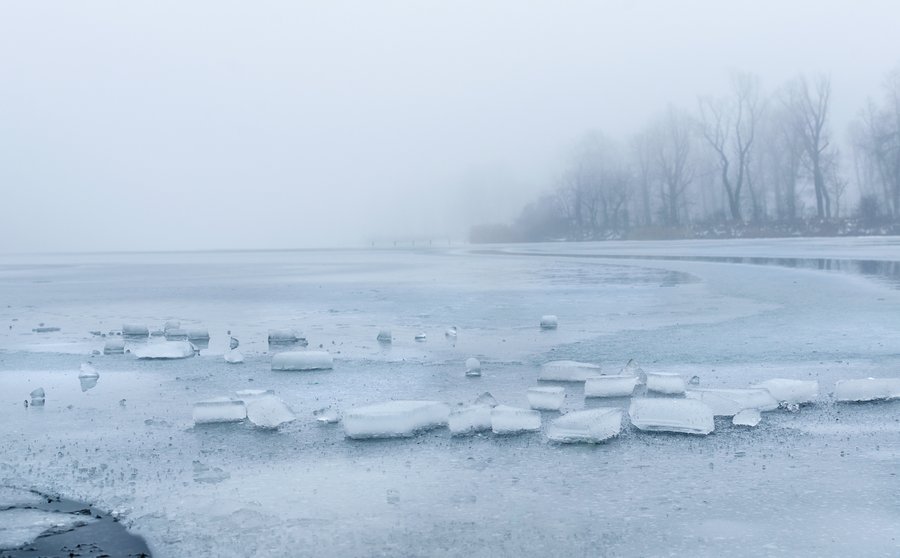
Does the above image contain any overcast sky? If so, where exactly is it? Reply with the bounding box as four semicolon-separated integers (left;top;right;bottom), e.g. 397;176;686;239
1;1;898;253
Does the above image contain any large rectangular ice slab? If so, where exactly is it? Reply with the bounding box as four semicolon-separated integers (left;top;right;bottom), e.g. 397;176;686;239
448;404;492;436
584;375;639;398
134;341;195;360
491;405;541;434
628;398;714;435
685;388;778;416
646;373;686;395
527;386;565;411
538;360;601;382
547;408;622;443
271;351;333;371
753;379;819;404
193;398;247;425
343;401;450;439
834;378;900;402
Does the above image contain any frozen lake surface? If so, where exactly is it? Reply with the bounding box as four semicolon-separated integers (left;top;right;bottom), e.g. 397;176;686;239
2;238;900;557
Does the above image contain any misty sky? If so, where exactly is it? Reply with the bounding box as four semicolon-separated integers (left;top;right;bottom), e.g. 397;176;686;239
2;1;899;253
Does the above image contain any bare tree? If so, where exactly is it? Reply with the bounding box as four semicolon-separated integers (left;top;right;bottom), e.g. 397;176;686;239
852;66;900;218
649;106;694;226
784;74;834;219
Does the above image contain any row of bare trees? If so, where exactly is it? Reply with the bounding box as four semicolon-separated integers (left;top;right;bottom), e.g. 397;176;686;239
497;66;900;242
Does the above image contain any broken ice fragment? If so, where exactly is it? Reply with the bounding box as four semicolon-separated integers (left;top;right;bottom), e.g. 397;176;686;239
449;404;493;435
527;386;565;411
414;332;427;342
103;339;125;355
31;326;60;333
445;326;458;338
271;351;333;371
646;372;686;395
343;401;450;439
313;407;341;424
133;341;195;360
684;388;778;416
29;388;45;406
689;375;700;385
474;392;498;407
491;405;541;435
620;359;647;383
224;349;244;364
186;328;209;340
547;408;622;443
540;315;558;329
833;378;900;402
628;398;715;435
122;324;149;337
465;357;481;377
246;395;295;429
538;360;601;382
78;363;100;392
753;379;818;405
268;329;308;345
229;337;240;350
192;398;247;425
376;329;392;343
584;375;639;398
164;328;188;340
732;408;762;427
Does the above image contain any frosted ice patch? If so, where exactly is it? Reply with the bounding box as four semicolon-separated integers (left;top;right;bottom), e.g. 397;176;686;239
584;375;639;398
540;315;558;329
685;388;778;416
539;360;601;382
224;349;244;364
491;405;541;435
753;379;818;404
134;341;195;360
465;357;481;377
547;408;622;443
733;408;762;427
271;351;333;371
122;324;149;337
527;386;565;411
834;378;900;402
628;398;715;435
343;401;450;439
193;398;247;425
646;372;686;395
0;508;94;549
246;395;295;429
103;339;125;355
449;404;492;435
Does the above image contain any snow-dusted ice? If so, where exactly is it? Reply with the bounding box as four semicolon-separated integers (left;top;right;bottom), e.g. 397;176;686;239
645;372;686;395
753;379;819;404
833;378;900;402
527;386;565;411
584;375;639;398
538;360;601;382
448;404;493;435
271;351;333;371
343;401;450;439
133;341;195;360
628;398;715;435
192;398;247;425
491;405;541;434
546;408;622;443
245;394;295;429
685;388;779;416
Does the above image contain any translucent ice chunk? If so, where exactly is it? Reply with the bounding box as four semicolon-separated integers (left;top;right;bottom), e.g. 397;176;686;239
414;332;427;342
448;404;492;435
538;360;601;382
313;407;341;424
193;398;247;425
271;351;333;371
491;405;541;435
268;329;308;345
376;329;392;343
445;326;458;338
527;386;565;411
547;408;622;443
78;364;99;392
833;378;900;402
122;324;149;337
620;359;647;383
186;328;210;340
465;357;481;377
103;339;125;354
685;388;778;416
753;379;819;405
628;398;715;435
343;401;450;439
733;408;762;427
229;337;240;350
474;392;498;407
29;387;45;406
540;315;558;329
133;341;195;360
646;372;686;395
246;395;295;429
224;349;244;364
584;375;639;398
0;509;94;549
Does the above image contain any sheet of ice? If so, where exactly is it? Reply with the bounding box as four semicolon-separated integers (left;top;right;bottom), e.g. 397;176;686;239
833;378;900;402
103;339;125;354
376;329;392;343
224;349;244;364
753;379;819;404
628;398;715;435
584;375;639;398
491;405;541;434
271;351;333;371
192;398;247;425
343;401;450;439
0;508;94;549
246;395;296;429
0;487;43;508
646;372;686;395
733;408;762;427
538;360;601;382
685;388;779;416
133;341;195;360
527;386;565;411
540;315;558;329
546;408;622;443
448;404;493;435
465;357;481;377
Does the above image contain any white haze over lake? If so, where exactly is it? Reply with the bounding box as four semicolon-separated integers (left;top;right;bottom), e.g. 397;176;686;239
1;1;899;252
